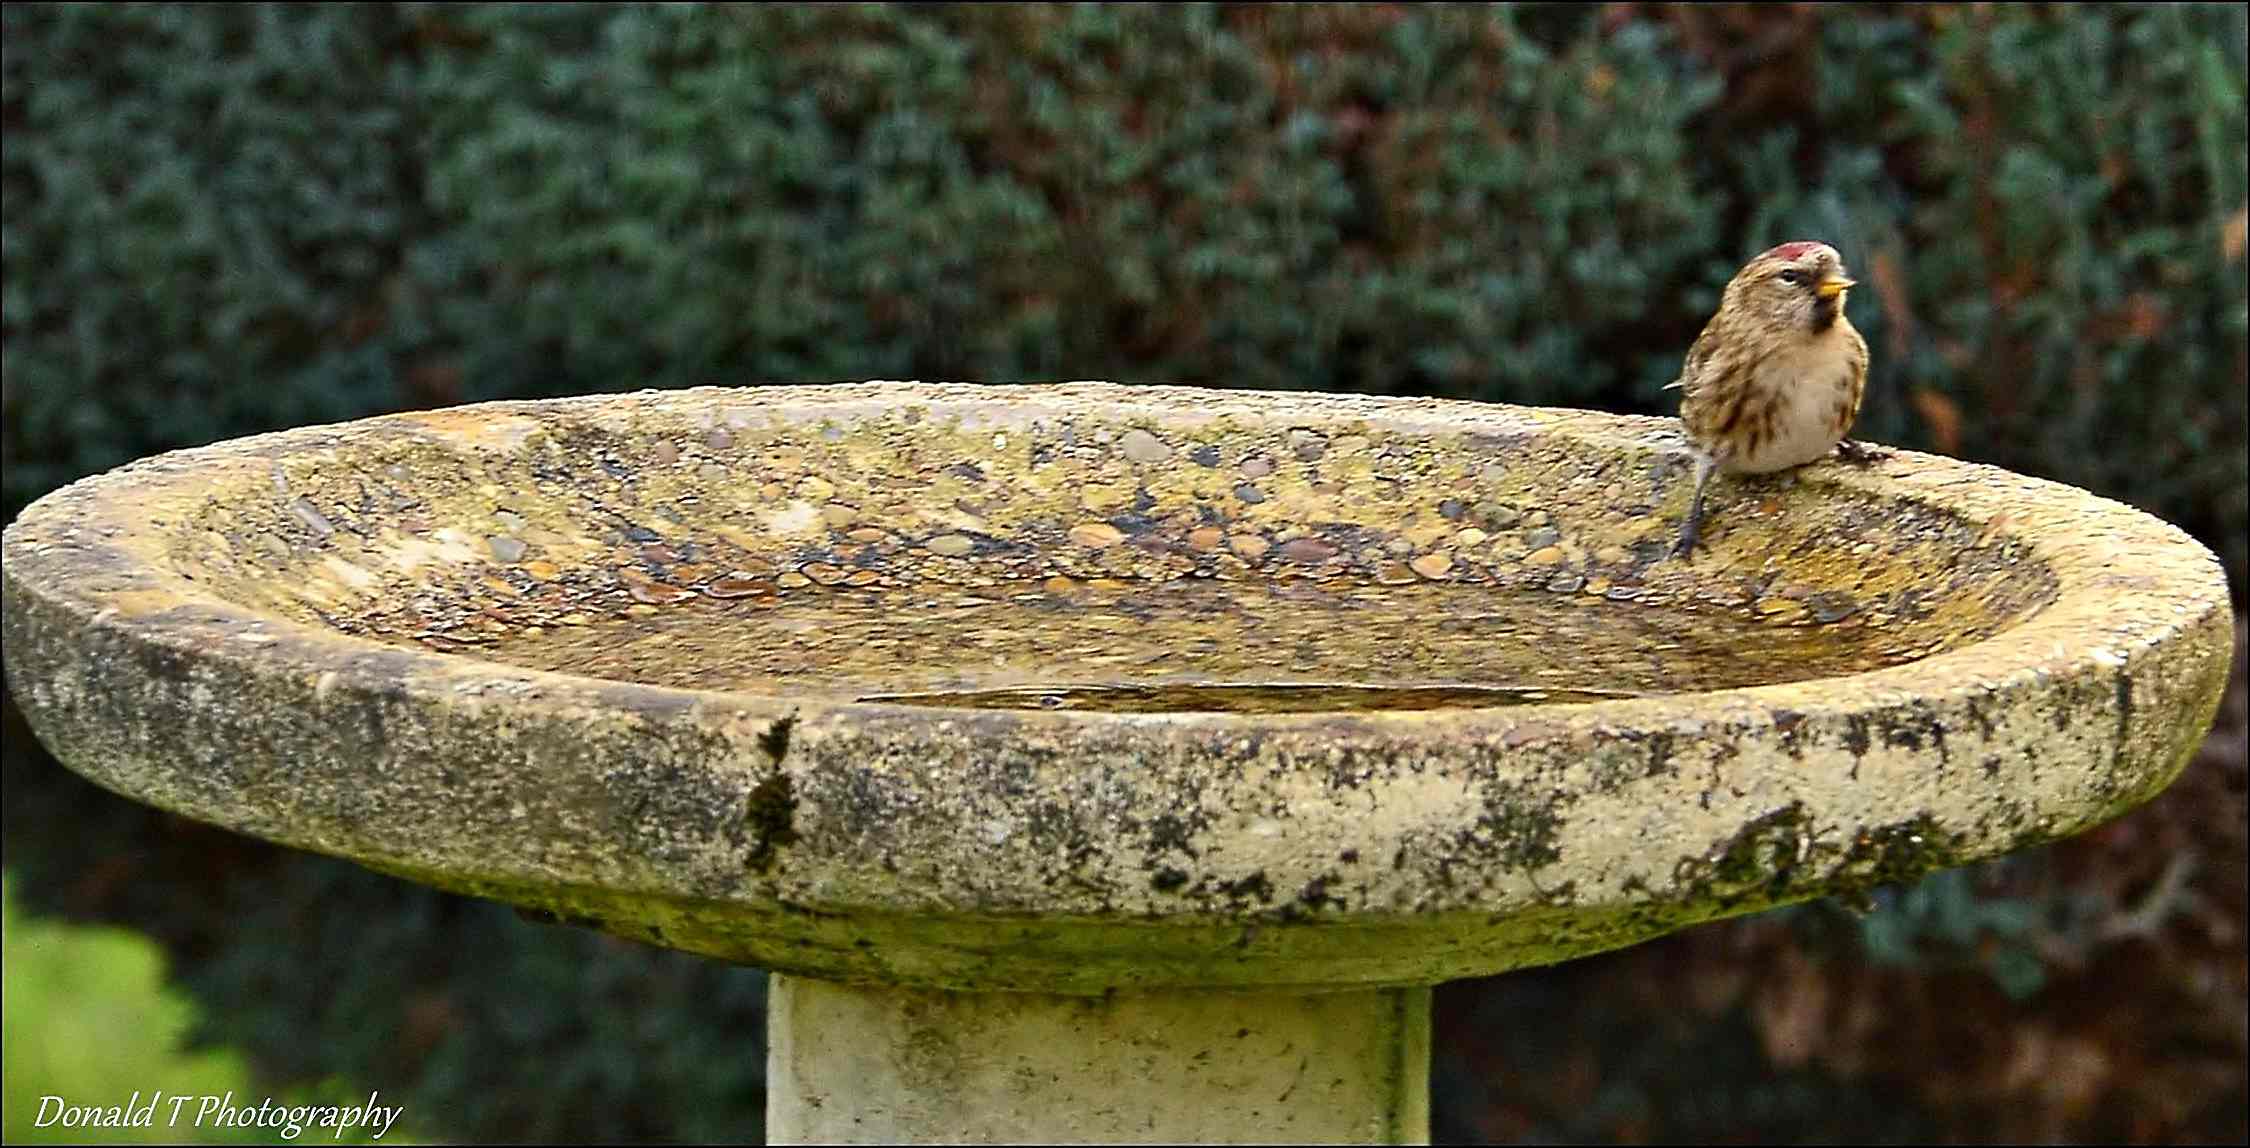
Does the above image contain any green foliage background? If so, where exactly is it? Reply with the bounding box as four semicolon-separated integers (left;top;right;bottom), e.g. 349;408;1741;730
2;876;413;1145
4;3;2244;1143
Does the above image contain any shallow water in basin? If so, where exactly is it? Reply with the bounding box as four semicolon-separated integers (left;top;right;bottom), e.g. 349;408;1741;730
459;579;1928;710
857;683;1638;712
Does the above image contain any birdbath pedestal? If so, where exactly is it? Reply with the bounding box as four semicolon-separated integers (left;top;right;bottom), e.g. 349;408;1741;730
3;383;2232;1144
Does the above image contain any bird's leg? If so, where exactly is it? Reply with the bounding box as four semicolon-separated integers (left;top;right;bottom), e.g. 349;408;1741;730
1674;452;1717;558
1834;438;1891;466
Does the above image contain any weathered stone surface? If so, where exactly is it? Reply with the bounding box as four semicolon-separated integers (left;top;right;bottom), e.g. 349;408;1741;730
767;975;1427;1145
0;381;2234;995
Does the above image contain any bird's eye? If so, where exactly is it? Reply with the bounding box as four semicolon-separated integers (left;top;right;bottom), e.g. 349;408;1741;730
1779;269;1808;286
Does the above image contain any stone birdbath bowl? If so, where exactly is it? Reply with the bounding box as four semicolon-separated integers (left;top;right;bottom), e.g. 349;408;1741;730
3;382;2233;1143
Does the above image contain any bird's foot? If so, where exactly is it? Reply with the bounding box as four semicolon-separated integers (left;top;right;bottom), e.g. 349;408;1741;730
1834;438;1891;466
1672;517;1703;560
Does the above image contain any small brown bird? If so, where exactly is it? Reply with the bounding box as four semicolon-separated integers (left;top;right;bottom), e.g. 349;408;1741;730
1667;240;1885;557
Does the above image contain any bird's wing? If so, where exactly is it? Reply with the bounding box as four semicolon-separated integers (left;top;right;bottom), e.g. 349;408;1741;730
1669;322;1722;396
1844;320;1871;408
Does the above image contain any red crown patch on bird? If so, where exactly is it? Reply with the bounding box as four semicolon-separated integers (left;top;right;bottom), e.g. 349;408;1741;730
1762;241;1826;261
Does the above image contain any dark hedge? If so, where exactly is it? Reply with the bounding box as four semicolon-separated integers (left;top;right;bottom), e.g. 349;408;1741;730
3;3;2244;1143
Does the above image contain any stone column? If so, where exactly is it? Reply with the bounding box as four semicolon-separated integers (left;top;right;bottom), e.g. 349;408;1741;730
766;975;1432;1145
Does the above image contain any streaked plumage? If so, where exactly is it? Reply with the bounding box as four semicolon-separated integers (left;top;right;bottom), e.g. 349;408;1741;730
1669;241;1880;557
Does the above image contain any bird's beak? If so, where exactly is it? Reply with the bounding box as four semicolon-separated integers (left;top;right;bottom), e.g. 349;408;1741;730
1815;275;1856;300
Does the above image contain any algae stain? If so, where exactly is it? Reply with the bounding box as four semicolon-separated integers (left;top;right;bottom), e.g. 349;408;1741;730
744;770;800;873
741;711;803;873
1217;870;1275;905
1471;781;1567;873
1679;800;1816;904
1835;813;1961;891
759;712;797;763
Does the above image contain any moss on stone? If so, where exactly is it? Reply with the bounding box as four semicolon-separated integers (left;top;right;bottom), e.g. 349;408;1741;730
744;770;801;874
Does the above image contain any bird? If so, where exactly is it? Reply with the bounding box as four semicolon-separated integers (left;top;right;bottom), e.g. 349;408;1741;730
1665;240;1885;558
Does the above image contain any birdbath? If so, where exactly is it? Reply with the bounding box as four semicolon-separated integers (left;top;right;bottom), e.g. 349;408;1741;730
3;382;2232;1144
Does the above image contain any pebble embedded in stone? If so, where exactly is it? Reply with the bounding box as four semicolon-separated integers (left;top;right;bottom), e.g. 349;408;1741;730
287;498;334;536
1288;430;1328;461
705;575;775;598
1228;534;1270;561
1438;499;1466;521
822;504;860;528
1525;526;1562;549
1234;484;1267;505
1527;546;1565;566
1454;528;1489;548
1119;429;1170;464
705;428;734;451
1545;572;1586;594
777;572;812;589
1410;552;1454;580
1480;502;1521;529
624;576;696;605
486;535;528;563
1277;538;1338;564
1070;522;1127;549
1080;483;1134;511
1186;527;1225;551
802;563;849;586
493;510;528;532
924;534;976;558
1810;598;1858;624
797;476;836;501
651;441;680;466
1240;456;1275;479
1188;445;1220;468
1375;562;1417;585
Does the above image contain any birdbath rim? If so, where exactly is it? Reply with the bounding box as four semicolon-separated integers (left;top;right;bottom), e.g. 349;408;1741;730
3;380;2234;994
4;381;2221;722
